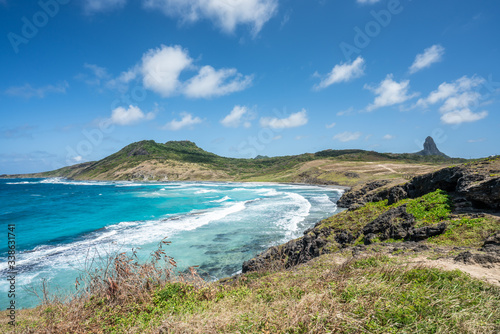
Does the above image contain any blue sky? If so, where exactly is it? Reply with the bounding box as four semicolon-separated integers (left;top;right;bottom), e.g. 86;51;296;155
1;0;499;174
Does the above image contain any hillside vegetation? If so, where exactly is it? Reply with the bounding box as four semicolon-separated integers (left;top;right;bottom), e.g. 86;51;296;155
2;157;500;333
1;140;466;186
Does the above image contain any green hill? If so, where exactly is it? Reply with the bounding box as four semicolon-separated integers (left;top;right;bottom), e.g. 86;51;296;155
1;140;467;186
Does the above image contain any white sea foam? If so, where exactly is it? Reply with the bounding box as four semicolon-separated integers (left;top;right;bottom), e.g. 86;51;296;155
39;178;111;186
0;181;343;309
0;201;250;276
194;189;218;194
210;196;231;203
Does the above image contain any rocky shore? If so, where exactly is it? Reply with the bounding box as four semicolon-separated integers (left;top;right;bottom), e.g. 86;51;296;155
242;157;500;276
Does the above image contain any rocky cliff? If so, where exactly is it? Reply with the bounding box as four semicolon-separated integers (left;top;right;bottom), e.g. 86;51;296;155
243;156;500;273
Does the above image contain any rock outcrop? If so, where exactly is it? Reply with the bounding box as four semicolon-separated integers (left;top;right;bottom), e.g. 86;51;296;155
416;136;449;157
338;157;500;212
242;204;447;273
243;157;500;274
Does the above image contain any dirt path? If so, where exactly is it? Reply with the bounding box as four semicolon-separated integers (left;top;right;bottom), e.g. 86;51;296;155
409;256;500;286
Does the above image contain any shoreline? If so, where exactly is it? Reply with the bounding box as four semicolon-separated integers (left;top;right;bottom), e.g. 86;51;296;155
0;176;351;191
2;177;346;311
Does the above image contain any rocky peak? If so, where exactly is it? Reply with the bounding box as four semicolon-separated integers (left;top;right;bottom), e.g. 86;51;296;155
416;136;448;157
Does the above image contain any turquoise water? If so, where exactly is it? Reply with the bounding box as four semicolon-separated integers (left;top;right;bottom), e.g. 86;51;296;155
0;178;343;308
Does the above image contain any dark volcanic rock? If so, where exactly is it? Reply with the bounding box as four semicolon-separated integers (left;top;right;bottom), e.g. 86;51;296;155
242;226;337;273
337;180;390;209
454;251;500;265
416;136;449;157
339;158;500;211
362;205;416;242
410;223;447;241
405;167;463;198
457;177;500;210
482;233;500;254
387;186;408;205
243;205;448;273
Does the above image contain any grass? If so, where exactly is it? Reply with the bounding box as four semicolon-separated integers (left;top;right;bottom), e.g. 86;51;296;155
428;216;499;247
7;140;463;183
316;189;499;249
2;188;499;333
5;254;499;333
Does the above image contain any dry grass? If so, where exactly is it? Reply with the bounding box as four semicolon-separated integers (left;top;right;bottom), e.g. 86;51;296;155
4;252;499;333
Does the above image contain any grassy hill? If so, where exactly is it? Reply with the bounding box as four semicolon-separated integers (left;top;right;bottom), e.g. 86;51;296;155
1;140;467;186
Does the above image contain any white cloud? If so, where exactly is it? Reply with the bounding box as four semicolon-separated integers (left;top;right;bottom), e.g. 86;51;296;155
337;107;354;116
417;76;485;108
84;0;126;13
163;112;202;130
221;105;253;128
416;75;489;125
409;45;445;74
333;131;362;142
184;66;252;98
383;134;394;140
5;82;68;99
110;105;155;125
440;109;488;125
141;45;193;97
326;122;336;129
84;63;109;80
314;56;365;90
260;109;308;129
110;44;252;99
142;0;278;35
295;135;306;140
73;156;83;162
365;74;418;111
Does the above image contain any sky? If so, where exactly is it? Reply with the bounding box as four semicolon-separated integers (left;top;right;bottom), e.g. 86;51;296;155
1;0;499;174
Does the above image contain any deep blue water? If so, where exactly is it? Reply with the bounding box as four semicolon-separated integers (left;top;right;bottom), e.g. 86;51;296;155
0;178;343;308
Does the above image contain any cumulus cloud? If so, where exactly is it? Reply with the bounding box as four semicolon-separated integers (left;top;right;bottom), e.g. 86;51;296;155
5;82;68;99
259;109;308;129
409;45;445;74
383;134;394;140
365;74;418;111
314;56;365;90
333;131;362;142
84;0;127;13
220;105;253;128
440;109;487;125
416;75;488;125
142;0;278;35
109;44;252;99
110;105;155;125
184;66;252;98
141;45;193;97
163;112;202;130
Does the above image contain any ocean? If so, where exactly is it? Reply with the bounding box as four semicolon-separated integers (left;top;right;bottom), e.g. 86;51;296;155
0;178;343;309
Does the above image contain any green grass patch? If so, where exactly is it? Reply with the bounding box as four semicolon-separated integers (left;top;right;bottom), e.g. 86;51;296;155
428;216;500;247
